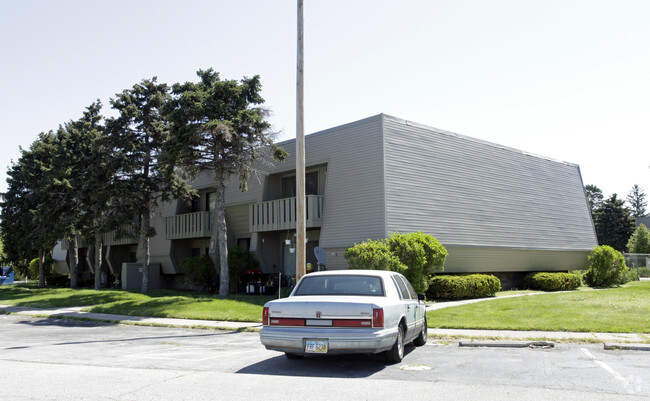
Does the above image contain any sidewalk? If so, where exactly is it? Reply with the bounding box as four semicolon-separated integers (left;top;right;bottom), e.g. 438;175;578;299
0;304;261;331
1;303;648;344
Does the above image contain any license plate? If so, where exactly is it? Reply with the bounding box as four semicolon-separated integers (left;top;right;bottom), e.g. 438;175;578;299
305;340;328;354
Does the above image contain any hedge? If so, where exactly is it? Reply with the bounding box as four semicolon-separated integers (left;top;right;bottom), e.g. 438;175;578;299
426;274;501;300
524;272;581;292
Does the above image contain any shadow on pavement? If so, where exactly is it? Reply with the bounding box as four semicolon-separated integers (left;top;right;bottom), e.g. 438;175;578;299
237;346;415;378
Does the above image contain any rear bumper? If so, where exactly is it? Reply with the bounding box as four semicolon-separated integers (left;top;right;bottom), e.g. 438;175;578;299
260;326;398;355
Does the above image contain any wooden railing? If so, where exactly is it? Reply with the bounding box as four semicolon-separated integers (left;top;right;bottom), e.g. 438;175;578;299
249;195;324;232
165;211;212;240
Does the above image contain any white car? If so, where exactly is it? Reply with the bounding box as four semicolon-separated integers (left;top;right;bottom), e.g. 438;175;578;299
260;270;428;363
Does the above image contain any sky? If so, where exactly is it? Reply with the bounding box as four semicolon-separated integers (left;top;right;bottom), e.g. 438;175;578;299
1;0;649;201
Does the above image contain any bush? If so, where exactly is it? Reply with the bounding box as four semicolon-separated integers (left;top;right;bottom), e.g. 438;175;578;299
47;274;70;287
180;255;214;289
583;245;627;287
639;267;650;278
345;240;406;273
427;274;501;300
28;256;56;283
228;246;260;292
346;232;447;294
524;272;581;291
627;224;650;253
621;268;640;283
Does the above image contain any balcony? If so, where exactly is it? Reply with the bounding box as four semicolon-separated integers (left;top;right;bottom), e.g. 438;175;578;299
59;224;138;250
165;211;212;240
250;195;324;232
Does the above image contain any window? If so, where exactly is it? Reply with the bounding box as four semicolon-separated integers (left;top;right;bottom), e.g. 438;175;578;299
282;172;318;198
237;238;251;251
294;275;384;296
206;192;216;211
392;275;413;300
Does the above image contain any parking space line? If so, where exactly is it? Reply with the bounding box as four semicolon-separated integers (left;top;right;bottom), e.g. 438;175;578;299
580;348;633;394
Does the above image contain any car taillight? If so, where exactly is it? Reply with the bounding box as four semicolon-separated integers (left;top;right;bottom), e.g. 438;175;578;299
262;307;269;326
372;307;384;328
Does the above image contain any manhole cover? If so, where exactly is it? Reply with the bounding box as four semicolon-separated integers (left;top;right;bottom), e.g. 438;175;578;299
400;364;432;371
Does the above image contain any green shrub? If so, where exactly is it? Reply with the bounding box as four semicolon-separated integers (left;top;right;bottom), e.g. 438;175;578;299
47;274;70;287
621;268;640;283
583;245;627;287
639;267;650;278
346;232;447;294
228;246;260;292
180;255;214;289
345;240;405;273
524;272;581;291
426;274;501;300
28;256;56;282
627;224;650;253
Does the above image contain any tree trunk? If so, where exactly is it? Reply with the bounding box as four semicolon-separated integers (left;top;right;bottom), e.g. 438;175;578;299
38;249;45;288
213;174;229;298
140;207;151;294
94;230;103;290
70;231;79;289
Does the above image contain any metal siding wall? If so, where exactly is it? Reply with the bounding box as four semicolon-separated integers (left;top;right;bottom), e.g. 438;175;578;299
443;247;589;272
226;205;250;241
382;116;598;251
313;116;386;248
149;200;176;274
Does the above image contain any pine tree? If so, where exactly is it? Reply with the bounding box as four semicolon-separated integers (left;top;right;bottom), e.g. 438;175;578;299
107;77;188;293
593;194;635;252
626;184;647;217
164;69;287;298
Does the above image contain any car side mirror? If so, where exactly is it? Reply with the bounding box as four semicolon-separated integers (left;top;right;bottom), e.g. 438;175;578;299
417;293;425;301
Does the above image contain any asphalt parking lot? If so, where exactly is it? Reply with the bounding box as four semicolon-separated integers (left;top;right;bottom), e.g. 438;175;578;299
0;314;648;400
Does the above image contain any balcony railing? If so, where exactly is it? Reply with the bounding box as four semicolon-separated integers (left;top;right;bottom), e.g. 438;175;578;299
59;224;138;250
165;211;212;240
250;195;324;232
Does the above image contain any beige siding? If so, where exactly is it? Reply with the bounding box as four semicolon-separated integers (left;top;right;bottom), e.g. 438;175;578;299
382;115;598;251
149;200;176;274
226;204;250;242
305;116;386;248
444;247;589;273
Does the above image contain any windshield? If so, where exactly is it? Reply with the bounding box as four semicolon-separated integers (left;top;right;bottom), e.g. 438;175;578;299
293;275;384;296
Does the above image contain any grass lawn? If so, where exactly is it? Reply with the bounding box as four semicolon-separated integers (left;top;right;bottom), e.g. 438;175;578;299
428;280;650;333
0;285;273;322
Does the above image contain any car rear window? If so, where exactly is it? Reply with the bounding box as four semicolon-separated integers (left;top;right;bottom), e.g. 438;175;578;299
293;275;384;296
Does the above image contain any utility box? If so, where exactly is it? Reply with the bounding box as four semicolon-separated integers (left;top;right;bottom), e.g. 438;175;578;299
121;263;160;291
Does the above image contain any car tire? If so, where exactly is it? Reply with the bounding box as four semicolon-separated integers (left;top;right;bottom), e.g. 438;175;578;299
285;352;303;359
413;317;428;346
385;325;405;364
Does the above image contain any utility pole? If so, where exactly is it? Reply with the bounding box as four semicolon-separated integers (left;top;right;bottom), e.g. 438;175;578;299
296;0;306;281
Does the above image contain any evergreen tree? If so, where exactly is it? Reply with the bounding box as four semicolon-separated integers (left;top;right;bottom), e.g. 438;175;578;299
107;77;188;293
0;134;67;286
593;194;635;252
59;101;111;288
626;184;647;217
585;184;603;214
164;69;287;298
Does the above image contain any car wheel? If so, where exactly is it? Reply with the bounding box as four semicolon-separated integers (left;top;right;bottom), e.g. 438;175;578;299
413;317;428;346
285;352;303;359
385;325;405;364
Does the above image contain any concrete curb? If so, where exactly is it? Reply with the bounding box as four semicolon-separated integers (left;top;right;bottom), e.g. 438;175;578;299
604;343;650;351
459;340;555;349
